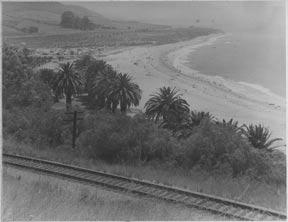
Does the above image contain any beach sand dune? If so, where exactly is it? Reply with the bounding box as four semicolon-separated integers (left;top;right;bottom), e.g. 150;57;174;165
104;34;286;150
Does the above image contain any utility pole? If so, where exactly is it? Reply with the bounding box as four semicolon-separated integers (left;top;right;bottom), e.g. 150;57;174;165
64;111;83;148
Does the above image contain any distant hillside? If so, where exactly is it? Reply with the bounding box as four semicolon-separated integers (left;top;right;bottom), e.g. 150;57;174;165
2;2;221;49
2;2;169;36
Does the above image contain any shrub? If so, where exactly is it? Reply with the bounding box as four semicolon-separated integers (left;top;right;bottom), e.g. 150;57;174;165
174;110;215;139
178;120;261;177
3;44;54;109
3;108;67;147
76;112;177;163
21;26;38;33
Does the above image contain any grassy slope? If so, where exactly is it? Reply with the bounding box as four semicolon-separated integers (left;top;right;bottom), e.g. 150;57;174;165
2;167;226;221
3;138;286;213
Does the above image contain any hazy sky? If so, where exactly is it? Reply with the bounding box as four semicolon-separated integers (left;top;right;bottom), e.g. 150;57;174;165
66;1;284;34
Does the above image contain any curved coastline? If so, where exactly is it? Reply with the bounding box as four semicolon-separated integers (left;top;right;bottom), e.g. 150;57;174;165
161;34;285;109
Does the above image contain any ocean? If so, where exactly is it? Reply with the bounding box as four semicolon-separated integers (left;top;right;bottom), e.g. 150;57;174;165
185;31;285;97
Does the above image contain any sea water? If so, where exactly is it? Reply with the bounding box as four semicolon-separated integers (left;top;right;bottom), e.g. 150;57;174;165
185;31;285;97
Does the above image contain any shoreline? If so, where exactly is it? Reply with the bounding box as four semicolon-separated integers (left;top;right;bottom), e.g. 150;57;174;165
163;34;285;105
104;34;286;149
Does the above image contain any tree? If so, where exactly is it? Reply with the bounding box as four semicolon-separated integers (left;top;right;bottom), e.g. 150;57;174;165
86;60;110;101
108;73;141;113
60;11;95;30
39;69;61;102
91;66;118;110
73;16;81;29
241;124;282;151
81;16;92;30
3;43;53;110
60;11;75;28
54;62;82;111
189;111;214;127
175;111;215;139
144;87;189;129
74;56;108;92
74;54;96;72
216;118;240;133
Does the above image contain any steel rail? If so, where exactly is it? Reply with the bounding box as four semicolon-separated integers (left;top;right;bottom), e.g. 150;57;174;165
2;153;286;221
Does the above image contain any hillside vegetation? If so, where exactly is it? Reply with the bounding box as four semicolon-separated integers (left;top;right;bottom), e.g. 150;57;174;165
2;2;220;48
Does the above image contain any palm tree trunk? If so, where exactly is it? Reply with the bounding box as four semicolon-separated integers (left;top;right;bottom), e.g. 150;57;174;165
112;102;118;113
120;101;126;113
54;93;59;103
66;92;72;111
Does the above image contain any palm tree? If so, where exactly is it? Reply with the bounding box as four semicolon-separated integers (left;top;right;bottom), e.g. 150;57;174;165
74;54;96;72
54;62;82;111
91;66;118;110
189;111;214;126
144;87;189;129
109;73;141;113
216;118;240;133
86;60;110;93
241;124;282;151
175;111;214;139
92;72;141;113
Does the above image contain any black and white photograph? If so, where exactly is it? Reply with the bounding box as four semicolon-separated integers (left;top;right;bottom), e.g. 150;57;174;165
1;0;286;221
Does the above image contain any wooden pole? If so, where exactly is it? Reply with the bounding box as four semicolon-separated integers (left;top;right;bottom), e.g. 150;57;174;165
72;111;77;149
64;111;83;149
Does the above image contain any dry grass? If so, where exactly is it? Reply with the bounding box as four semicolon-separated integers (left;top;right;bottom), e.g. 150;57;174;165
2;167;226;221
3;138;286;213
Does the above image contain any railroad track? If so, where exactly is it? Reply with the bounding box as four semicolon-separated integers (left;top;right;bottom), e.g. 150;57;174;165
3;153;286;221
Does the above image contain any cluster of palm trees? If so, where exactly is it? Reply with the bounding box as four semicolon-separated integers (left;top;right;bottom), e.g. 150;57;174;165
76;55;142;113
91;68;141;113
144;87;214;136
144;86;282;151
41;56;141;113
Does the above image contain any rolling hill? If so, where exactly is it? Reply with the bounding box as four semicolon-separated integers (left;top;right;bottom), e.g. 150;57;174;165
2;1;169;36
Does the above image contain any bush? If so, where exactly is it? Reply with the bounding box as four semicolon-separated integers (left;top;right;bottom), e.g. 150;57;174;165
3;44;54;109
174;110;215;139
3;108;67;147
177;120;265;177
21;26;39;33
76;112;178;163
253;150;286;185
76;112;285;183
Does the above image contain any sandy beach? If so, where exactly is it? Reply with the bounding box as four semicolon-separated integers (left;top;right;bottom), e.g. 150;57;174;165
102;34;285;149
